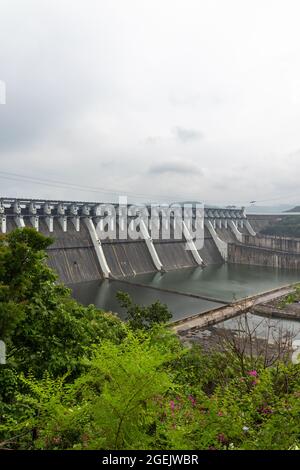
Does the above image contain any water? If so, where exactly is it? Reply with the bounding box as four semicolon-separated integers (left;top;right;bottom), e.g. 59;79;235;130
221;312;300;341
71;279;223;322
125;264;300;303
70;263;300;322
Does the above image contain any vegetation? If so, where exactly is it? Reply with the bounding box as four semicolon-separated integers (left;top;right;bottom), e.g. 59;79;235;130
116;291;172;330
261;215;300;237
0;228;300;450
278;285;300;309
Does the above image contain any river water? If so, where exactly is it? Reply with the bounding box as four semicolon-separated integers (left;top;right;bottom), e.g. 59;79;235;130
70;264;300;323
220;312;300;341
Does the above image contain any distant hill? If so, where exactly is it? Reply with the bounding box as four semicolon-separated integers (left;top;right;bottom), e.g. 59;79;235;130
246;204;294;214
261;215;300;237
285;206;300;212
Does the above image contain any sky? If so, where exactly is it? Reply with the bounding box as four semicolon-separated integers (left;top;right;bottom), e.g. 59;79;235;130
1;0;300;206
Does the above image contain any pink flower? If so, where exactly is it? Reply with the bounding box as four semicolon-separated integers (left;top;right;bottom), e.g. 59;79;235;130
188;395;197;406
258;405;273;415
170;400;175;412
217;433;228;444
248;370;258;377
218;411;224;416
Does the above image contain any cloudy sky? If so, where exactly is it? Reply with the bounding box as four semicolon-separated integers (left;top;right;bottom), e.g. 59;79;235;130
1;0;300;206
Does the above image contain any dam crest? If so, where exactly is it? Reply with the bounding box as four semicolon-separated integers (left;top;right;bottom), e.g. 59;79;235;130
0;198;256;284
1;197;299;285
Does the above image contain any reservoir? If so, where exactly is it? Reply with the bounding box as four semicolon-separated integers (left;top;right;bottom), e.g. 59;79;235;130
71;263;300;322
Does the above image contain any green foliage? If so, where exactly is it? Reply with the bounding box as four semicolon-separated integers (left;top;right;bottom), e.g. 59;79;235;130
261;215;300;237
77;330;177;450
278;285;300;309
116;291;172;330
2;332;299;450
1;329;181;450
0;228;126;377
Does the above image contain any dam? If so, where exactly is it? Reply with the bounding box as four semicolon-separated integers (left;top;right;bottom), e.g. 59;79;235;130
1;198;300;323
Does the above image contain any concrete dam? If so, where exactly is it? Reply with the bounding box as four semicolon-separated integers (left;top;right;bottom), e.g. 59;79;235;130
1;197;300;325
0;197;262;284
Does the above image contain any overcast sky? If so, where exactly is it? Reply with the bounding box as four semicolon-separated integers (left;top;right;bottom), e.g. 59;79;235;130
1;0;300;206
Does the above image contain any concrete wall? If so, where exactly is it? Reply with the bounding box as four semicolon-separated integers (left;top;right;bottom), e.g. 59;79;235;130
243;234;300;254
40;219;102;284
153;241;198;270
3;215;224;282
199;235;223;264
151;226;224;270
3;217;103;285
228;243;300;270
102;241;155;277
4;199;256;284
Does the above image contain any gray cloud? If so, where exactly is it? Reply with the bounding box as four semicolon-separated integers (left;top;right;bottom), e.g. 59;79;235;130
144;136;162;145
172;126;204;143
148;161;203;176
1;0;300;206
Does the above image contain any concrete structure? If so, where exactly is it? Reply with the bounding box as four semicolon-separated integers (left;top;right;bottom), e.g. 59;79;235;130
139;219;164;271
228;242;300;270
84;217;111;278
204;220;228;261
0;198;259;284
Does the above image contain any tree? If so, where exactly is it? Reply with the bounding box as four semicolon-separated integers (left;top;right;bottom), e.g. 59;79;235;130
0;228;125;377
0;328;181;450
116;291;172;330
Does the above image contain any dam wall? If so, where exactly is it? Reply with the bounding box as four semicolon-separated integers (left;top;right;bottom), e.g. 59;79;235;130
101;240;156;277
153;241;198;270
228;243;300;270
7;216;103;284
242;234;300;253
0;198;258;284
199;228;224;264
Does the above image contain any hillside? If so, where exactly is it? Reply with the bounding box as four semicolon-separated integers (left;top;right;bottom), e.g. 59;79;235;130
261;215;300;237
286;206;300;213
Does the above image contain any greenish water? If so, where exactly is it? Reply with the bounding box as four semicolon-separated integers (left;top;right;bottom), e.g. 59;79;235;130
125;264;300;303
71;279;223;322
71;264;300;322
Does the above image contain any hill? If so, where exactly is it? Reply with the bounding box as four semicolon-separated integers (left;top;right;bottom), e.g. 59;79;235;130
285;206;300;213
261;215;300;237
